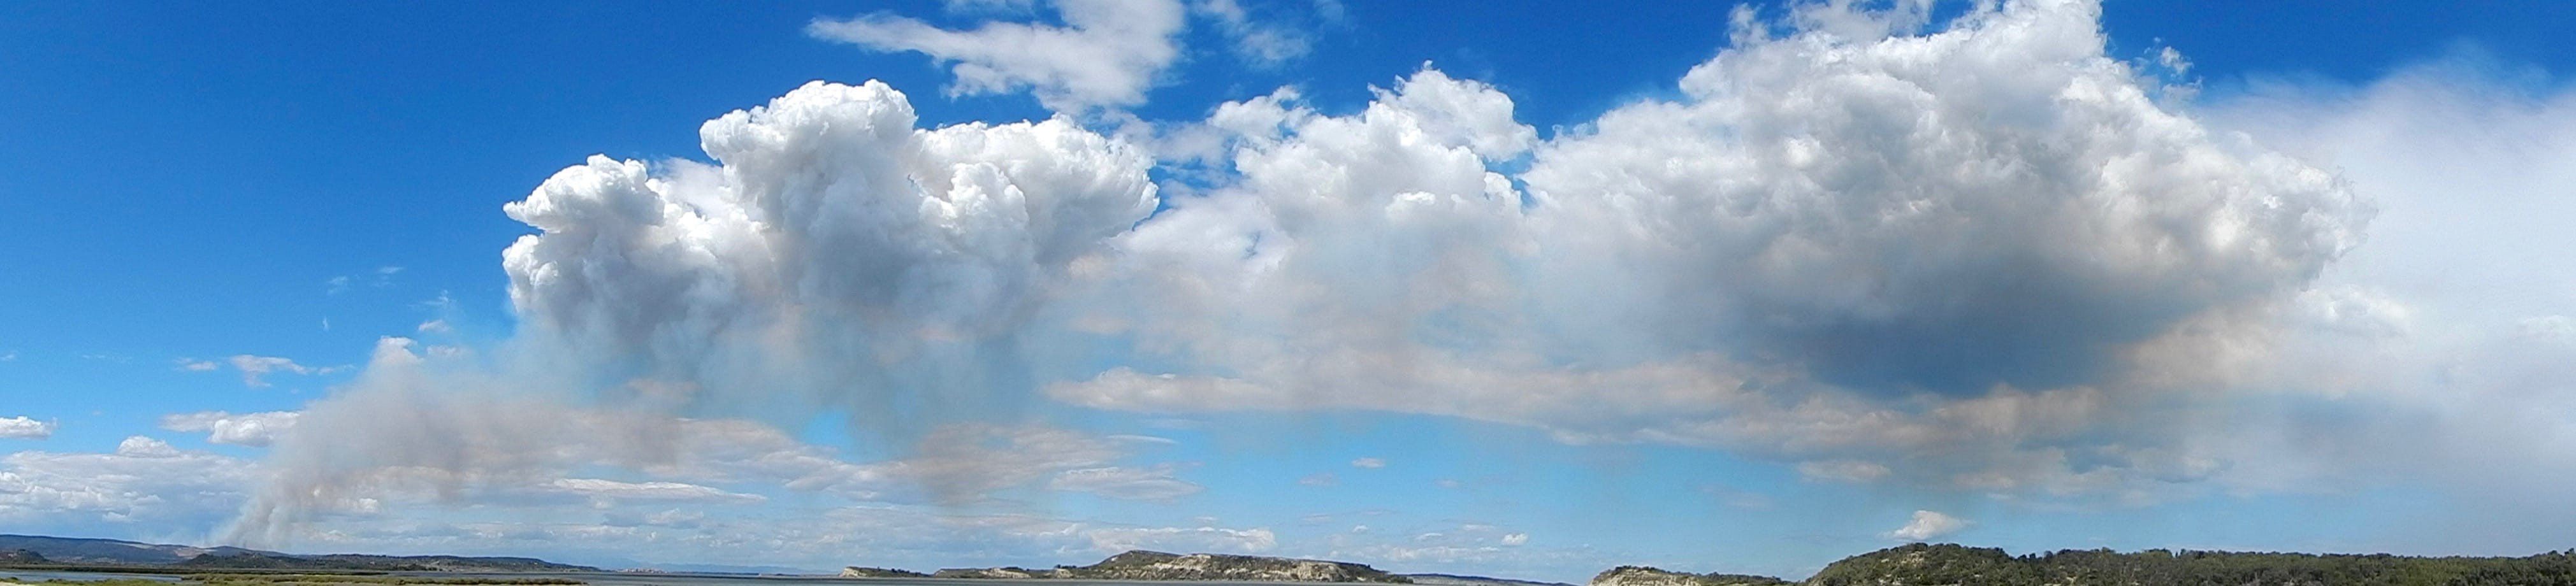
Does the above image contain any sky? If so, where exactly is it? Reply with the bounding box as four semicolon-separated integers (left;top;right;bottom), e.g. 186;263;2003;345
3;0;2575;582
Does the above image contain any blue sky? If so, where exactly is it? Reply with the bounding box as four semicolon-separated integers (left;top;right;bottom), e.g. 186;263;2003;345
4;0;2576;582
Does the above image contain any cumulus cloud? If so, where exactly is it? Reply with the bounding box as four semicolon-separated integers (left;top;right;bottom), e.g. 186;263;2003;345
1885;510;1970;541
809;0;1187;111
1041;0;2364;503
0;439;254;531
0;416;54;440
1349;457;1384;469
160;411;301;447
496;80;1152;425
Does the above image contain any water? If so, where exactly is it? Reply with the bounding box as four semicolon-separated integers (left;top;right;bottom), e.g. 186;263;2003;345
0;572;1327;586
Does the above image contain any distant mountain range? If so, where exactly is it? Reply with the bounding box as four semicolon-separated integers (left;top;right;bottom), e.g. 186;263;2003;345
0;534;597;572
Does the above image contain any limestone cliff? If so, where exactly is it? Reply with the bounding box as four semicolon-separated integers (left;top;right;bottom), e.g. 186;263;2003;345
1588;566;1792;586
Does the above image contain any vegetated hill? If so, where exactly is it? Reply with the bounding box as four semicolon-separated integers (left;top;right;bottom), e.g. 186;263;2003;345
0;549;50;564
840;567;930;578
0;534;595;573
1804;543;2576;586
926;550;1411;582
1588;566;1793;586
0;534;272;566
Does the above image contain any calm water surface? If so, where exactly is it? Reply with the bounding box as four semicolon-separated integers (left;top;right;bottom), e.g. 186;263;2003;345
0;571;1320;586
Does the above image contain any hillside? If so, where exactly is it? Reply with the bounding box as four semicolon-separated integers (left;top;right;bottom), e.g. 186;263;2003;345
0;534;595;573
1804;543;2576;586
1589;566;1793;586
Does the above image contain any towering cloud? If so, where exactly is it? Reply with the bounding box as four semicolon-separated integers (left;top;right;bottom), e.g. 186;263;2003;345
500;79;1157;425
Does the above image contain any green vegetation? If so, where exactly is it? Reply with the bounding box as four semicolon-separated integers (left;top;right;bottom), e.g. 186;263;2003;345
1592;566;1793;586
1807;543;2576;586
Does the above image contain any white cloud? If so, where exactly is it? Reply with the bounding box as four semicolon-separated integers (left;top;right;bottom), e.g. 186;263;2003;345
809;0;1187;111
1081;525;1277;554
0;417;55;440
184;355;344;387
1885;510;1970;541
326;266;404;294
0;439;254;530
1796;460;1892;483
207;0;2576;557
116;436;182;458
1349;457;1385;469
542;478;765;504
1042;0;2361;504
159;411;301;447
1194;0;1309;68
495;80;1154;418
1048;464;1204;501
1297;473;1337;487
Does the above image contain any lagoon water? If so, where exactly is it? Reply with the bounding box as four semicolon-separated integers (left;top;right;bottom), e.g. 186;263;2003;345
0;571;1321;586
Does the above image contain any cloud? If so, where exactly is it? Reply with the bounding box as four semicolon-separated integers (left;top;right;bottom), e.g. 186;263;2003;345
0;439;255;531
1885;510;1970;541
1298;473;1337;487
1349;457;1385;469
809;0;1187;111
229;336;1197;543
116;436;182;458
1796;460;1891;483
214;0;2576;557
1194;0;1310;68
542;478;765;505
1081;525;1276;554
159;411;301;447
1042;0;2361;503
185;355;345;387
1319;521;1558;566
495;80;1153;425
0;417;55;440
1048;464;1205;501
327;266;405;294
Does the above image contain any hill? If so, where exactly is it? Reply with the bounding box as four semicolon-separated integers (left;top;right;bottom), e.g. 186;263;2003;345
0;534;595;573
1589;566;1793;586
1804;543;2576;586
